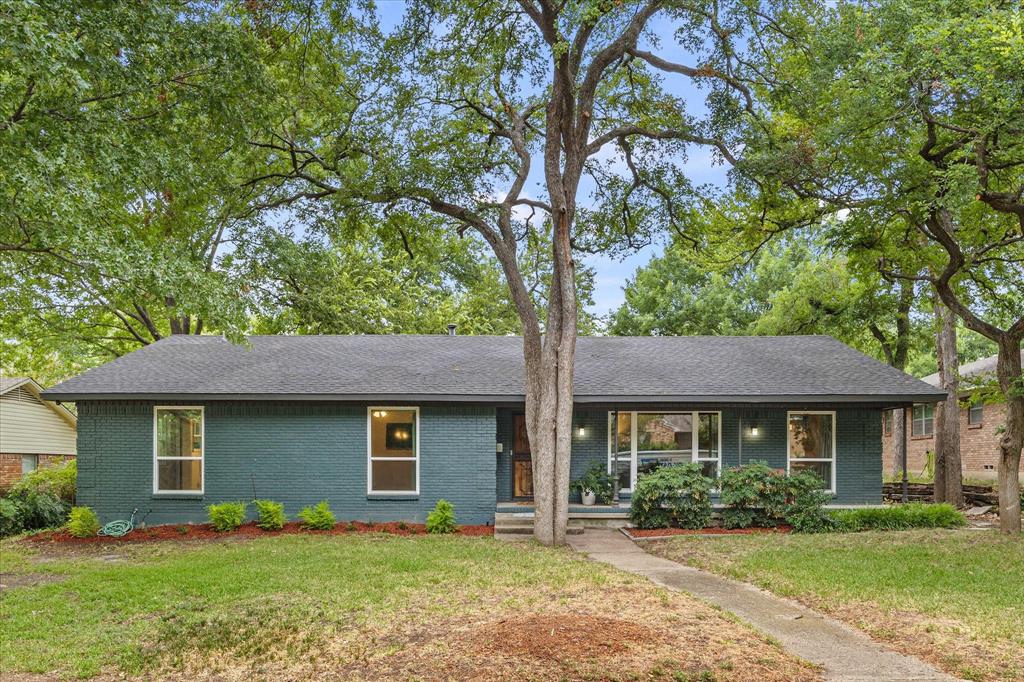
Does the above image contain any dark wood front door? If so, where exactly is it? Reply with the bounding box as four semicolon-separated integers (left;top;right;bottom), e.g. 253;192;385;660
512;414;533;499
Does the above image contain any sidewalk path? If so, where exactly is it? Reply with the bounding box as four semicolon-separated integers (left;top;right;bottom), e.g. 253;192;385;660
568;529;961;682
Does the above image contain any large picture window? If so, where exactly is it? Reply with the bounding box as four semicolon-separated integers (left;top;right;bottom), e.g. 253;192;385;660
154;407;203;493
787;411;835;492
368;407;418;494
912;403;934;437
608;411;721;491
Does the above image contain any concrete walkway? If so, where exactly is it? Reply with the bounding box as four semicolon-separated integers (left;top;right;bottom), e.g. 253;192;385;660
568;529;961;682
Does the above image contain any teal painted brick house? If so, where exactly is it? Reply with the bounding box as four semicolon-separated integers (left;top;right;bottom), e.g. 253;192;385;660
45;335;944;526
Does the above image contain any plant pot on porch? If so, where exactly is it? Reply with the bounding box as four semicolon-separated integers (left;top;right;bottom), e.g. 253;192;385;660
580;490;597;506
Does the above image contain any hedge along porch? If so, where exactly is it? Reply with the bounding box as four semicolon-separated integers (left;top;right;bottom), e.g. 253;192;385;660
497;405;883;508
47;334;945;527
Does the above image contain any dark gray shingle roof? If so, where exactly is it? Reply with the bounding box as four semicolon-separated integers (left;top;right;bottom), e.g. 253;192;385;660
42;334;945;404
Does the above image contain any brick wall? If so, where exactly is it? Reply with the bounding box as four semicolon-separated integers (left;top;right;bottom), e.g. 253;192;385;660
76;401;497;526
0;453;75;491
881;402;1020;479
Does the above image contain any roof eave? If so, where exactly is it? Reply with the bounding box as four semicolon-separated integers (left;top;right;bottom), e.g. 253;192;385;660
41;390;946;406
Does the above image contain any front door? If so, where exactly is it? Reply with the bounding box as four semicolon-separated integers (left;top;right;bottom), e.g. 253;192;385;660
512;414;533;499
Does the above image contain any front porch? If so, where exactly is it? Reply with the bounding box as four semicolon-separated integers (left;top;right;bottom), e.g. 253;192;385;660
495;501;632;532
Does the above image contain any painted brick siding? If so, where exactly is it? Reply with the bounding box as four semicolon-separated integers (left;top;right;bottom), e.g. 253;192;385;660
881;402;1021;480
76;401;497;526
496;405;882;505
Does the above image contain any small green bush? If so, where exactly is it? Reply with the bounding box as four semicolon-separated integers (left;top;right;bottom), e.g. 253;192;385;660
7;489;68;531
832;502;966;532
571;463;615;504
12;459;76;504
207;501;247;532
67;506;101;538
298;500;335;530
426;499;457;534
630;463;713;530
782;470;835;533
0;497;22;537
253;499;286;531
719;462;786;529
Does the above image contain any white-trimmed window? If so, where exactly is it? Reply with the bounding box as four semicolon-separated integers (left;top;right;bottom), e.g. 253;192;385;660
368;407;419;494
968;403;984;426
608;411;722;491
912;403;934;437
154;407;204;494
787;411;836;492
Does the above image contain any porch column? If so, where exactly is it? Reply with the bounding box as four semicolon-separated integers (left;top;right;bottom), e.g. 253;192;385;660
611;409;619;504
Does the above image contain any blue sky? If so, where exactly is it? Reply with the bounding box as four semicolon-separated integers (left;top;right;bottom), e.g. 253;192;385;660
374;2;729;317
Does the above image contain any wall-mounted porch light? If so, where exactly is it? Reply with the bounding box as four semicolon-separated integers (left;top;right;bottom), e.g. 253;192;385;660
750;425;759;437
577;426;586;437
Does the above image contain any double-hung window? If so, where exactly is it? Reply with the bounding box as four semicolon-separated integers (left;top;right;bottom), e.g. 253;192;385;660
608;411;721;491
787;411;835;492
368;407;418;494
968;403;984;426
912;403;934;437
154;407;204;494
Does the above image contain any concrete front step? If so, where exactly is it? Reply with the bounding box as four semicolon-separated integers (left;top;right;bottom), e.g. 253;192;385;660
495;518;585;535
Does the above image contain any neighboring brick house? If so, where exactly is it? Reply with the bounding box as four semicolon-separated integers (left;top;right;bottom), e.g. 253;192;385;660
882;352;1024;480
0;377;77;490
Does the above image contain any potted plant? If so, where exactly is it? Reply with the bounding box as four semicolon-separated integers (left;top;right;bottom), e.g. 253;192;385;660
571;463;614;506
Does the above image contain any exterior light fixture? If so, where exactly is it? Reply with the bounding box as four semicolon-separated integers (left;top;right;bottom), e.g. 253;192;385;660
750;426;759;437
577;426;586;437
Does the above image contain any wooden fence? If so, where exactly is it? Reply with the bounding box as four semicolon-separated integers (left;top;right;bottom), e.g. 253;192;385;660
881;482;998;507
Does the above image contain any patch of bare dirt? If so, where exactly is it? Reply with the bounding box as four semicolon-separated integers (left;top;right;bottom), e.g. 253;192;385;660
0;571;66;590
468;613;665;661
811;598;1024;682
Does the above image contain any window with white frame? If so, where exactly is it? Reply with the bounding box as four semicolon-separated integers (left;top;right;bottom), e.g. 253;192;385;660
21;454;38;475
608;411;721;490
154;407;203;493
787;411;835;492
968;403;984;426
912;403;934;437
368;408;418;494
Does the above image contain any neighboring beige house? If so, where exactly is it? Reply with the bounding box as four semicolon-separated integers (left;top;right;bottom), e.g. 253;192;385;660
0;377;77;489
882;352;1024;480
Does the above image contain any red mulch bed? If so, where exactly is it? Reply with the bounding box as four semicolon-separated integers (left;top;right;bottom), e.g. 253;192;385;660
25;520;493;545
626;525;792;538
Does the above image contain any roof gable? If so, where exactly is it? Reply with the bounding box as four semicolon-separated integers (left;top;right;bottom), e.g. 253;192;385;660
1;377;77;425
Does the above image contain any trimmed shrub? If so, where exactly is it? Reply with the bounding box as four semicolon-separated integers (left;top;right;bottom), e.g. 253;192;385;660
254;499;286;531
298;500;335;530
12;459;76;504
630;463;713;530
832;502;966;532
67;506;101;538
207;501;247;532
426;499;457;534
781;470;835;533
719;462;786;529
0;497;22;537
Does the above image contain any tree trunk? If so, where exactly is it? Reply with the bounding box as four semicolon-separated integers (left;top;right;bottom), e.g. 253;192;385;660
892;409;906;478
995;336;1023;534
933;299;962;506
525;211;577;546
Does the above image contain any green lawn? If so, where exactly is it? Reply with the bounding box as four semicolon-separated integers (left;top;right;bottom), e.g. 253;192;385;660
646;529;1024;682
0;533;818;681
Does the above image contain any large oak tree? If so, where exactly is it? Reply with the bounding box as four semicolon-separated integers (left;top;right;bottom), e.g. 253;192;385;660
245;0;793;544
